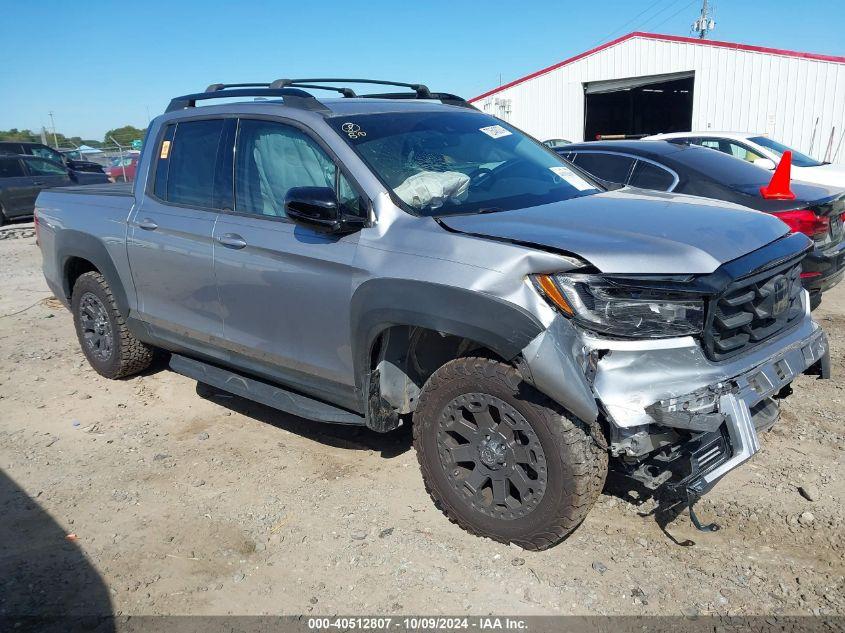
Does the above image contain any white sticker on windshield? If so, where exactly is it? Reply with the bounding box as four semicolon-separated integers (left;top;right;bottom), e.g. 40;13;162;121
479;125;512;139
550;166;594;191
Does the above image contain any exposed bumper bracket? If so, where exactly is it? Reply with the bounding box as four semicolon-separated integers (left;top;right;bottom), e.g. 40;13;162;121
688;393;761;496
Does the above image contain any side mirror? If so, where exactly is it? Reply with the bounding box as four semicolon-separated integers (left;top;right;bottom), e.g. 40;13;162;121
285;187;342;232
754;157;776;171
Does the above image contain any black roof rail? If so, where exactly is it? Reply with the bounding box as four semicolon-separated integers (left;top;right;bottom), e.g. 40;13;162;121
358;91;476;109
166;79;476;114
270;78;433;99
166;87;330;113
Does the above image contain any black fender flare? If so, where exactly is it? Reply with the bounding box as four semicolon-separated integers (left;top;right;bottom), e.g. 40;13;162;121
55;230;131;318
350;278;545;394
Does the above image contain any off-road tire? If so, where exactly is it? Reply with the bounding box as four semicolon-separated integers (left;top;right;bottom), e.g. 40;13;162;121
413;356;607;550
71;271;154;379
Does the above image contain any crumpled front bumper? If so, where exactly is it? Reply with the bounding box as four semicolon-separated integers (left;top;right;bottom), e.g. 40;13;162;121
522;300;830;498
587;312;829;496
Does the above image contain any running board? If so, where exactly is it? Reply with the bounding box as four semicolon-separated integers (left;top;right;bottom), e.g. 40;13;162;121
169;354;366;425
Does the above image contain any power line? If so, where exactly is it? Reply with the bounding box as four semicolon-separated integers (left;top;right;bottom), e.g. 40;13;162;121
592;0;670;47
638;0;690;31
650;0;700;30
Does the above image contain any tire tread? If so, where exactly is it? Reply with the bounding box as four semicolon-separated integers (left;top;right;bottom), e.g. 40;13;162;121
413;356;607;551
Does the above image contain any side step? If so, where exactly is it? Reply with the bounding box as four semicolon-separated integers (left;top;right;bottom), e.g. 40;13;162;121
169;354;366;426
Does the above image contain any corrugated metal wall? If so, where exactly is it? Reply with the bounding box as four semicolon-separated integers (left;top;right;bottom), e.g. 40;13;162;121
473;35;845;160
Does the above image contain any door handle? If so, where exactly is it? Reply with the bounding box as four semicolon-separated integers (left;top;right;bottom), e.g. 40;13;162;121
138;218;158;231
216;233;247;249
32;180;44;186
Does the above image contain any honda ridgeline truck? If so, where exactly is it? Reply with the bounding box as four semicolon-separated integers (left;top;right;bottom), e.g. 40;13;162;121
35;80;831;549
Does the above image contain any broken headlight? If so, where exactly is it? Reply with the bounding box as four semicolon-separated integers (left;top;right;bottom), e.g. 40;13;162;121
532;273;705;338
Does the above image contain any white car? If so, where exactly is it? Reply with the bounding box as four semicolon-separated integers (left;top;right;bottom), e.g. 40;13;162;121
644;131;845;188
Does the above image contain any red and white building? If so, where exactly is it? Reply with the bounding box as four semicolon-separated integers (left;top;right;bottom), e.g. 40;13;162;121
471;32;845;159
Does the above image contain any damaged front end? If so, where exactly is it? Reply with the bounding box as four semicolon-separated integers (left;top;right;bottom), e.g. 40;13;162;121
521;233;831;527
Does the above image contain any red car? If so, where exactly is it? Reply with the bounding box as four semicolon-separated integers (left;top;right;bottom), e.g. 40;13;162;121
105;154;141;182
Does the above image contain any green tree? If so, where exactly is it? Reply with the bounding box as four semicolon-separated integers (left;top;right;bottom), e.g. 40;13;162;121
103;125;146;147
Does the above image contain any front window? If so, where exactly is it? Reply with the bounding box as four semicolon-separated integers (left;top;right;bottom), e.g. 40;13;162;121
26;157;67;176
327;112;600;216
234;119;363;219
30;145;64;164
749;136;823;167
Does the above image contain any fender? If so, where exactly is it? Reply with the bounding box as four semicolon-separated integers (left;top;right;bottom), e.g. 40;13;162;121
350;278;545;394
55;229;131;318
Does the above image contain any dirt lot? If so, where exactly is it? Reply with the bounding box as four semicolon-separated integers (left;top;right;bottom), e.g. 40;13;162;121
0;223;842;618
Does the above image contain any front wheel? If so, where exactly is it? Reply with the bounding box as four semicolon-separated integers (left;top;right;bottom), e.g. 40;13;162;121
413;357;607;550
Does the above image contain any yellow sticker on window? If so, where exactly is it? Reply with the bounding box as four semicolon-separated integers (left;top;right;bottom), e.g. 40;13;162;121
160;140;171;159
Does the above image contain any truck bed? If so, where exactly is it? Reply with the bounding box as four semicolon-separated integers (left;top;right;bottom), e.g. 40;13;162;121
46;182;134;197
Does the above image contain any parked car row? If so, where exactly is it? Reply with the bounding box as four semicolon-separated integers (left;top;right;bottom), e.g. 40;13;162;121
552;136;845;308
35;79;831;549
0;141;110;224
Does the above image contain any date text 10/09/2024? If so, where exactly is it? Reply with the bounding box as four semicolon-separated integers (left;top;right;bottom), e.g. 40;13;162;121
307;618;529;630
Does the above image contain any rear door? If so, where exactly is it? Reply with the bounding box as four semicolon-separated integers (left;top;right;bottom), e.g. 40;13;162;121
127;118;232;350
211;117;367;409
0;157;31;216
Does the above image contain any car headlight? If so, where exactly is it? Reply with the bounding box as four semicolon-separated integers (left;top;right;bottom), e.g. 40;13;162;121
531;273;705;338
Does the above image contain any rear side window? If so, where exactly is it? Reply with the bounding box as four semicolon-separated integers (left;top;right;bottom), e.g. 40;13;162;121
629;161;675;191
25;158;67;175
165;119;225;208
571;152;635;184
0;158;24;178
153;124;176;200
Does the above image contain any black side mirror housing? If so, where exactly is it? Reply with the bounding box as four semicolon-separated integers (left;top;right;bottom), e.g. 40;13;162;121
284;186;366;234
285;186;341;232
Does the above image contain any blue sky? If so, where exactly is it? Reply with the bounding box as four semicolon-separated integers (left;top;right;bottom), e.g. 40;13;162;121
2;0;843;141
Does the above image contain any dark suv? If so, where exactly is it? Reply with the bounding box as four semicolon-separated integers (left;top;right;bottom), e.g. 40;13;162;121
0;155;79;224
0;142;107;182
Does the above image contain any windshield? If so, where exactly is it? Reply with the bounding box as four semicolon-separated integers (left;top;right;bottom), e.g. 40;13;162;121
749;136;823;167
327;111;601;216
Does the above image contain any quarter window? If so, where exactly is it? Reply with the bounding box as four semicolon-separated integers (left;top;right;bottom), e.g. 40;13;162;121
571;152;635;185
165;119;225;208
0;158;24;178
629;160;675;191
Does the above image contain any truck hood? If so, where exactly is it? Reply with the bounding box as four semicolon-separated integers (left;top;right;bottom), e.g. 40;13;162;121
438;188;790;274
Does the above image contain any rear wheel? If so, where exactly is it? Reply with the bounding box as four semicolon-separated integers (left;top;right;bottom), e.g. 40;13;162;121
413;356;607;550
71;271;154;378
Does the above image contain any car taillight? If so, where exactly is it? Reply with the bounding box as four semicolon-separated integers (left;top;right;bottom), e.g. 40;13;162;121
771;209;829;238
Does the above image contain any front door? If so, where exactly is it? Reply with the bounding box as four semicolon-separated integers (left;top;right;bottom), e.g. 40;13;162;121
212;118;368;410
127;118;233;352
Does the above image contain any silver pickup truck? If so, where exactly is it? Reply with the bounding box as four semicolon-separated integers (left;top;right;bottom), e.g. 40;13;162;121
35;79;830;550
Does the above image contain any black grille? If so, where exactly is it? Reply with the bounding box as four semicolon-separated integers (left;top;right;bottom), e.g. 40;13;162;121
704;262;804;361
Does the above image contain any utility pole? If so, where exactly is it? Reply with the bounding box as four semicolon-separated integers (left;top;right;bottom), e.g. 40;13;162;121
692;0;715;39
47;111;59;148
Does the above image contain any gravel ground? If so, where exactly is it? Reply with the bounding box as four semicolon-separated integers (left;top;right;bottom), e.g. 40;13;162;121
0;224;842;617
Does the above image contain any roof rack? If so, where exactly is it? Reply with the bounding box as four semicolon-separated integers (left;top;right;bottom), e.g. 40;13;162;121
166;78;476;114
